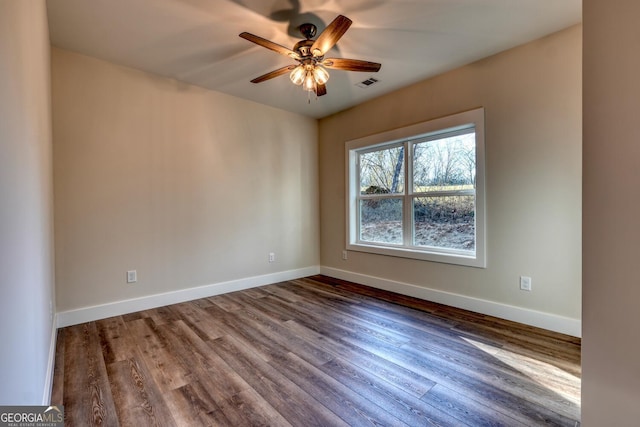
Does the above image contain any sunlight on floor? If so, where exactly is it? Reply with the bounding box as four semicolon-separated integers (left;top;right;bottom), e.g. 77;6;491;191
460;336;581;407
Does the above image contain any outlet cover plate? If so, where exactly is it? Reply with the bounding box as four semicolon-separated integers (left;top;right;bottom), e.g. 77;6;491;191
127;270;137;283
520;276;532;291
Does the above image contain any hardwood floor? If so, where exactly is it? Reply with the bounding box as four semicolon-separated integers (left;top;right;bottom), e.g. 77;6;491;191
51;275;581;426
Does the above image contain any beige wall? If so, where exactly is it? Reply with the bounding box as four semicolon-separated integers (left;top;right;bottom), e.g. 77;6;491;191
0;0;55;404
52;48;319;312
582;0;640;423
319;25;582;326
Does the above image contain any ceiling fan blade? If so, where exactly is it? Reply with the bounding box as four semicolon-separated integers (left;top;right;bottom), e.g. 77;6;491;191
250;65;297;83
240;32;300;60
310;15;352;57
316;83;327;96
322;58;382;72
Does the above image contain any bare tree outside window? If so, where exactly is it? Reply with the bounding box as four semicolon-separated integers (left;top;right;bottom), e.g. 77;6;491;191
359;145;404;244
413;134;475;190
357;132;476;251
359;145;404;194
413;133;475;251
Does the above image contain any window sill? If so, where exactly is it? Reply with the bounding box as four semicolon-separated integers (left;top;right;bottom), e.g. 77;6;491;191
346;242;486;268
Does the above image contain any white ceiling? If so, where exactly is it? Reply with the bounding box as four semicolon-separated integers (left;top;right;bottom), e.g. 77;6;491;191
46;0;581;119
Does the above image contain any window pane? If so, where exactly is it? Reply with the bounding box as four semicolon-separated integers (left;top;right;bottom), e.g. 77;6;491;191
413;196;475;251
413;133;475;192
360;198;403;244
359;146;404;194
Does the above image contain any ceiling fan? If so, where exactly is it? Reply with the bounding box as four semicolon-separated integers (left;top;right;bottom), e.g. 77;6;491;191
239;15;381;98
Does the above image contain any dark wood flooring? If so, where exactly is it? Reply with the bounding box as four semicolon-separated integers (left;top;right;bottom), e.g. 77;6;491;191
51;275;581;426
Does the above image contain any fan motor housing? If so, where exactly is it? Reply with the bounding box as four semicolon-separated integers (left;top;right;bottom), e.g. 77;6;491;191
293;39;315;58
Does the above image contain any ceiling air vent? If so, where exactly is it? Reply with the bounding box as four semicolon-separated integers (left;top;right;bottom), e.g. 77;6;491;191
356;77;379;89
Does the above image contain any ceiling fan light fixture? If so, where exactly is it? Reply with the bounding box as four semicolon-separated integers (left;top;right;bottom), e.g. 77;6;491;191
303;71;316;92
240;14;380;99
312;65;329;85
290;65;306;85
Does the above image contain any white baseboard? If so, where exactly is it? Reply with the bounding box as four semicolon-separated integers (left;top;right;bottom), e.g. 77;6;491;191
57;266;320;328
55;264;580;335
42;314;58;405
320;267;581;338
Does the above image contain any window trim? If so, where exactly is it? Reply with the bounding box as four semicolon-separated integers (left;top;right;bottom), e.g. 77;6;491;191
345;107;486;268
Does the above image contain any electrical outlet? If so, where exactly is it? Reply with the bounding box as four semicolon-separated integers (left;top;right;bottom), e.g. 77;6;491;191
269;252;275;263
127;270;137;283
520;276;532;291
342;250;348;260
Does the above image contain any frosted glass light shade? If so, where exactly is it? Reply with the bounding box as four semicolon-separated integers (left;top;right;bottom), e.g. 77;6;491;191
290;65;306;85
303;71;316;91
312;66;329;84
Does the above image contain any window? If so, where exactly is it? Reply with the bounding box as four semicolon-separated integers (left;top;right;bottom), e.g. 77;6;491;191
346;108;485;267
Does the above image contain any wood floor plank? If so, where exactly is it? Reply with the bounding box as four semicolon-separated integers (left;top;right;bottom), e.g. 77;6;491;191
223;290;293;323
170;301;228;341
387;337;578;425
163;381;232;427
206;293;245;312
278;351;412;427
284;318;435;399
62;322;119;426
120;311;145;323
96;316;134;365
494;347;580;402
319;357;462;426
240;286;273;300
160;320;251;400
106;354;177;426
160;320;289;427
264;285;414;351
209;334;351;427
223;387;294;427
260;288;439;398
452;321;581;376
403;340;581;423
202;303;284;364
219;294;336;367
126;317;193;392
421;383;528;426
140;305;182;326
261;282;306;303
53;275;581;426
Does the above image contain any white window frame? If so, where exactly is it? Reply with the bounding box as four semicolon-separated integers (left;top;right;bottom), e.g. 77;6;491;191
345;108;486;268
